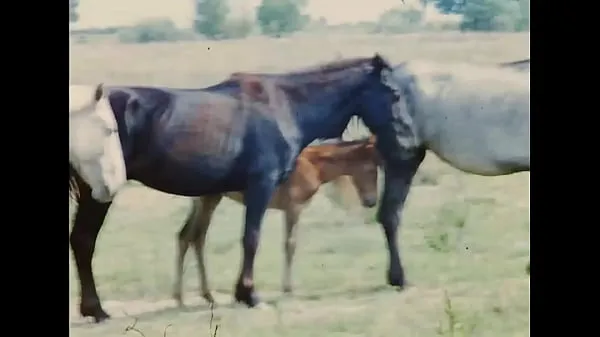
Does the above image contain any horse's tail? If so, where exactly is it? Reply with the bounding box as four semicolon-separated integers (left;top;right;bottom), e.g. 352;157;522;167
69;164;81;204
327;175;362;209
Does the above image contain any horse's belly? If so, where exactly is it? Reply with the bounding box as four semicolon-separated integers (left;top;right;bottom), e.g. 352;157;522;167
429;120;529;176
132;158;246;196
224;188;288;210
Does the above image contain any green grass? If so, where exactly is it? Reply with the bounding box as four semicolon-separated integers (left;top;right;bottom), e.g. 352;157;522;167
70;32;529;337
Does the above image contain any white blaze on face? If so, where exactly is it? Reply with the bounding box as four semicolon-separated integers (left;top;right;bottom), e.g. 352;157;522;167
69;85;127;202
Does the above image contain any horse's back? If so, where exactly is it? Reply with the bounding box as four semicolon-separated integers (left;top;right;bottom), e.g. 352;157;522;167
405;60;529;92
404;60;530;175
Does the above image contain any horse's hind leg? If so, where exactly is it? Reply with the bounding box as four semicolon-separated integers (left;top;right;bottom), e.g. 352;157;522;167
282;204;302;294
191;195;223;305
69;177;112;323
173;199;201;307
235;176;278;308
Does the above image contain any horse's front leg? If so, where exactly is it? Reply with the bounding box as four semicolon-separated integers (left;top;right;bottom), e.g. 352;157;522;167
377;151;424;288
70;178;112;322
234;174;278;308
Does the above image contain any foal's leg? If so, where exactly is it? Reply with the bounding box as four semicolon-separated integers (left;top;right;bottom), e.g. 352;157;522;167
234;175;278;307
282;204;302;294
377;152;424;288
173;198;201;307
70;179;112;323
191;195;223;305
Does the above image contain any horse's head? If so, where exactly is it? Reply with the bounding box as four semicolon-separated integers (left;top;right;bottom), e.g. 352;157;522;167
342;54;423;168
358;60;428;168
347;136;381;208
69;83;127;203
328;136;381;209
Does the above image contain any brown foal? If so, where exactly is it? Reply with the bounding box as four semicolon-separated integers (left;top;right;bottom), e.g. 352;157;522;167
172;136;381;306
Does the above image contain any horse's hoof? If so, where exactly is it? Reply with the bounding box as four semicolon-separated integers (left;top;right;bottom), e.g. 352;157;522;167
234;282;261;308
81;304;110;323
282;286;293;295
173;292;184;307
387;270;406;289
255;302;272;310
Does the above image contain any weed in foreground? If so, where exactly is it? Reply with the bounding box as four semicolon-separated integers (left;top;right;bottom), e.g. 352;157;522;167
122;303;220;337
436;290;479;337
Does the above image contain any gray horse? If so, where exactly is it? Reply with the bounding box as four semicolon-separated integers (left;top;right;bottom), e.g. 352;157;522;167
373;59;530;288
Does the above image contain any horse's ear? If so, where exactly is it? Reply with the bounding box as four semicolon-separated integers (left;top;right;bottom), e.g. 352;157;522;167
94;83;104;102
124;95;140;130
126;96;139;112
371;53;391;73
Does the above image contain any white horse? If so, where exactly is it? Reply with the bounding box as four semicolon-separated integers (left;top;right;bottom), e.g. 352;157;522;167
374;60;530;288
390;60;529;175
69;84;127;202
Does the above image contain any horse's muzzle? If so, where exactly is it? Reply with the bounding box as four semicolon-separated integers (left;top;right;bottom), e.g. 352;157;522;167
362;196;378;208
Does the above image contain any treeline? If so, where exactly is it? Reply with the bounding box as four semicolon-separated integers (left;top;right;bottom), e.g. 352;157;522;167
69;0;530;44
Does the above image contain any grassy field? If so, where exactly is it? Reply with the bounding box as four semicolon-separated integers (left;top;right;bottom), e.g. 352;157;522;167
69;32;530;337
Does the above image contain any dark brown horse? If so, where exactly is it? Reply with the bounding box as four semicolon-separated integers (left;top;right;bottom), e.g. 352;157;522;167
70;54;406;322
173;136;381;307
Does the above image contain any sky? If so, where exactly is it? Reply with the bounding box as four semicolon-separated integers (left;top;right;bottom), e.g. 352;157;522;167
74;0;447;29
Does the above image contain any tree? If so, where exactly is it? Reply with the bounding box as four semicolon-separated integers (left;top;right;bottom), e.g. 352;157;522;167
431;0;467;14
460;0;523;31
194;0;230;39
118;19;186;44
515;0;530;31
256;0;308;37
70;0;79;23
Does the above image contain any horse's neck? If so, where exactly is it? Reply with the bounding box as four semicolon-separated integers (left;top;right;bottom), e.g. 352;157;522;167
293;92;354;146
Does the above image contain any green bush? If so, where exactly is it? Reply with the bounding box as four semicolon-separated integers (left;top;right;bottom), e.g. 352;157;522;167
373;8;424;34
118;19;191;44
460;0;528;32
256;0;308;37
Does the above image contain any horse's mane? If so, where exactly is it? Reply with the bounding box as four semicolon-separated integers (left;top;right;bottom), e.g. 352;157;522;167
213;56;378;94
271;56;377;79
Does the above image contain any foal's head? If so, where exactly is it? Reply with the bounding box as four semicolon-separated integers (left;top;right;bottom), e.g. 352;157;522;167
327;136;381;208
